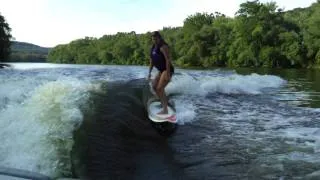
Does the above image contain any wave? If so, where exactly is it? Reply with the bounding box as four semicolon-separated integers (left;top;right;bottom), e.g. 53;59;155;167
166;72;286;95
72;79;184;179
0;78;97;178
0;69;291;179
0;77;185;179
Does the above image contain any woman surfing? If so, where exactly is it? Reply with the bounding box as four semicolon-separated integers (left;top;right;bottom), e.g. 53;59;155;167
148;31;174;115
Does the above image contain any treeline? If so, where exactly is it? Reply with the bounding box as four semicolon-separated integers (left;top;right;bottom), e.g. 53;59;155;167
9;52;47;62
0;13;11;61
48;0;320;68
9;41;50;62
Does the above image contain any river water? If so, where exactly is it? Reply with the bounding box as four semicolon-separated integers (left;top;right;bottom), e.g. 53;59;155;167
0;63;319;180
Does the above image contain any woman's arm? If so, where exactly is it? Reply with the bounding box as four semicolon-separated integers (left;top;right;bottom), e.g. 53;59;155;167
148;58;153;79
160;45;171;79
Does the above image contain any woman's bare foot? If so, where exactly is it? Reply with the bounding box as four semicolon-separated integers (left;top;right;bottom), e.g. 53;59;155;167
157;109;168;115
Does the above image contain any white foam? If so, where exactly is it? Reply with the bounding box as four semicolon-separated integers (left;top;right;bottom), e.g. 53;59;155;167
7;63;71;70
281;151;320;163
166;72;286;96
280;127;319;139
0;78;98;178
173;98;197;125
164;72;286;126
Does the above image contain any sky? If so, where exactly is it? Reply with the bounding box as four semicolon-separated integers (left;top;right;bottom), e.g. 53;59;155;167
0;0;317;47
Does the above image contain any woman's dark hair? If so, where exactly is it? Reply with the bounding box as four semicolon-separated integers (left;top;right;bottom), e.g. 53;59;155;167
151;31;162;39
151;31;167;46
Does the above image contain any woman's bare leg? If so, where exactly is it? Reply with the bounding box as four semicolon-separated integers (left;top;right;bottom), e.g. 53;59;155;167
152;72;161;98
156;70;170;114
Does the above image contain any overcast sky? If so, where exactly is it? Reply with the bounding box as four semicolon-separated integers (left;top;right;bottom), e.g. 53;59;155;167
0;0;316;47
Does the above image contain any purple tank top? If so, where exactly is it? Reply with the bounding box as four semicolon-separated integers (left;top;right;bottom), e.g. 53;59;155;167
150;45;166;72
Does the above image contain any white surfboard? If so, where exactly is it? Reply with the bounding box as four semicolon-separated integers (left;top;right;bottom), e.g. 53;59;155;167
147;99;177;123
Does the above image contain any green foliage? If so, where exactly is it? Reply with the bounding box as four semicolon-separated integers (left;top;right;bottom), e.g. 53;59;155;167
284;1;320;67
9;52;47;62
0;13;12;61
47;1;320;69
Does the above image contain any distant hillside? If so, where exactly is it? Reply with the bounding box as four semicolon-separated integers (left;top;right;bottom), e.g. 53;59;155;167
11;41;51;54
8;41;52;62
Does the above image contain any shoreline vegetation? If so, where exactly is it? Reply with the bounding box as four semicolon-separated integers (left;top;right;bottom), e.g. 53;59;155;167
46;1;320;69
1;0;320;69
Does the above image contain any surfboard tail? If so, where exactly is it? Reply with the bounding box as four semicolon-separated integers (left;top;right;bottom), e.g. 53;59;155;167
166;115;177;123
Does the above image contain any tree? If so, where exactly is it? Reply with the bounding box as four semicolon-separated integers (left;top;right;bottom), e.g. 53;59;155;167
0;13;12;61
47;1;318;68
176;12;215;65
227;0;304;67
